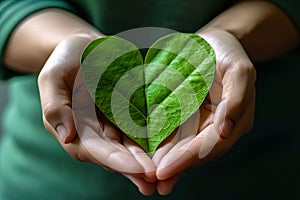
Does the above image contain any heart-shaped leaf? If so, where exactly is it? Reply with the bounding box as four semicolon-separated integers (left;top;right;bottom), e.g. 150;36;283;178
80;32;215;154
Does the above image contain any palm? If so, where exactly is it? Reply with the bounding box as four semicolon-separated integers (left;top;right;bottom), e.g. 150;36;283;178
39;35;156;195
71;70;140;172
152;29;256;194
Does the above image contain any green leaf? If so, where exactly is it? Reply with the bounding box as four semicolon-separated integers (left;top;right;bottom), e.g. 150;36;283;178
80;33;215;155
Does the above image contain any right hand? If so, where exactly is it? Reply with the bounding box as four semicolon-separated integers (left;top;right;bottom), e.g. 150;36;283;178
152;28;256;195
38;35;156;195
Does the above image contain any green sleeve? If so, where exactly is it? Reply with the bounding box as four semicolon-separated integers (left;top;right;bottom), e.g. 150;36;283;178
0;0;77;79
268;0;300;32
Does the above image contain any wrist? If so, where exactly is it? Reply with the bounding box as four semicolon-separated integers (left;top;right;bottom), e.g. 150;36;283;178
196;27;241;52
4;8;103;73
47;24;103;53
197;1;299;62
48;31;102;60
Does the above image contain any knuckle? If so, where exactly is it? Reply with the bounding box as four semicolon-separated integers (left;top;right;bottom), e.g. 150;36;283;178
228;98;247;118
37;70;51;86
239;62;257;82
232;97;245;109
42;116;53;132
37;71;45;82
43;103;60;121
70;146;89;163
246;65;257;83
249;65;257;81
72;154;88;162
38;66;62;87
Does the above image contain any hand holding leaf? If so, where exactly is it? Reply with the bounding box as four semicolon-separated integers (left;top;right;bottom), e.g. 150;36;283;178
80;31;216;155
38;35;156;195
79;28;255;195
153;28;256;195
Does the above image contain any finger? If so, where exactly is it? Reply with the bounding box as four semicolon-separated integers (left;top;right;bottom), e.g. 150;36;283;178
123;174;156;196
155;111;205;180
152;130;180;166
123;135;156;182
156;134;196;180
205;79;222;113
38;36;92;143
75;121;147;174
157;103;254;180
97;111;121;142
152;110;200;166
71;69;149;175
180;109;200;138
157;89;256;180
39;72;77;143
157;124;223;180
72;69;106;139
214;63;256;138
157;174;181;195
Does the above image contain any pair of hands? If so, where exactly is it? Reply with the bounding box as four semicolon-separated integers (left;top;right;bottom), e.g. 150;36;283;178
38;28;256;195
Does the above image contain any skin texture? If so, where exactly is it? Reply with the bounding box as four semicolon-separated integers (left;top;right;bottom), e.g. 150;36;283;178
152;28;257;194
38;35;157;195
152;1;299;195
4;9;157;195
3;0;300;196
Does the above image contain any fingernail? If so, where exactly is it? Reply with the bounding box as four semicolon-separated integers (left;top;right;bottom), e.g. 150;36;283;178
219;119;234;138
56;125;68;143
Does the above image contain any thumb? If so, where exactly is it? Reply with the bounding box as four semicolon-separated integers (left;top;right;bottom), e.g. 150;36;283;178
214;63;256;138
37;39;83;143
38;73;77;143
38;36;94;143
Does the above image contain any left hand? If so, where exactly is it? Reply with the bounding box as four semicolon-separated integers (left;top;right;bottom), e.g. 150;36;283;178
38;35;157;195
152;28;256;195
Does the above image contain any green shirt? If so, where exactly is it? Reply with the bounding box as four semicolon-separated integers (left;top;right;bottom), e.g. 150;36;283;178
0;0;300;199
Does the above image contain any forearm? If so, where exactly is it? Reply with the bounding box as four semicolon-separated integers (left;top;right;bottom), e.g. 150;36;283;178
3;8;102;73
198;0;300;62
